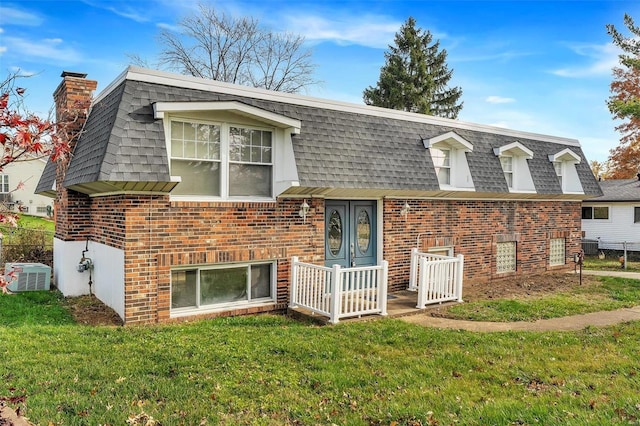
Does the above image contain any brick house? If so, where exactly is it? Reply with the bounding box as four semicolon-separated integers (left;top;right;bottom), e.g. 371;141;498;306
37;67;602;325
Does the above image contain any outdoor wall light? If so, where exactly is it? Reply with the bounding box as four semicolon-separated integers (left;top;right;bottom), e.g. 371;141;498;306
400;201;411;219
299;200;310;223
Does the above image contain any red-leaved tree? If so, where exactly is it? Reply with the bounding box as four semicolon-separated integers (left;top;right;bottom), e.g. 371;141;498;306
0;71;74;293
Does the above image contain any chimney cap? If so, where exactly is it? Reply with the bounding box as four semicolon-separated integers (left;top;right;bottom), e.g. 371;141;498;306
60;71;88;79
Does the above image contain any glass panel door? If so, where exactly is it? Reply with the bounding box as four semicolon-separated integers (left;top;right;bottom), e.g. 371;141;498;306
325;200;376;267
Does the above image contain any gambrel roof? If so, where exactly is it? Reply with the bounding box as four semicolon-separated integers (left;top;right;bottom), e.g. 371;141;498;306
37;66;602;199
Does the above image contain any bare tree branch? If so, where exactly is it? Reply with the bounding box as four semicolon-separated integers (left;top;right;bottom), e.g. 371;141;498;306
153;2;318;92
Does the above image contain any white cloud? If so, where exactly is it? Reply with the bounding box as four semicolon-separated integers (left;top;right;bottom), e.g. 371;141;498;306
551;42;620;78
104;6;150;23
0;6;43;26
81;0;153;23
486;96;515;104
10;66;37;77
157;22;181;33
283;14;401;49
3;36;82;63
0;46;6;55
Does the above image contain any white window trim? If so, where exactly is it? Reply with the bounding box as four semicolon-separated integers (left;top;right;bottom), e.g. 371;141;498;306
156;101;302;201
154;101;301;133
0;175;9;194
170;261;277;318
582;205;611;221
428;246;453;257
424;132;475;191
166;117;277;201
493;142;536;193
548;149;584;194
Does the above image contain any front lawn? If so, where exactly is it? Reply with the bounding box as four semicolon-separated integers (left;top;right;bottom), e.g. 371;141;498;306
583;255;640;272
1;290;639;425
443;276;640;322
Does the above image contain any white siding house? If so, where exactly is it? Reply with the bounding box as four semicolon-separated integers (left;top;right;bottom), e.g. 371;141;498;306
1;157;54;218
582;178;640;251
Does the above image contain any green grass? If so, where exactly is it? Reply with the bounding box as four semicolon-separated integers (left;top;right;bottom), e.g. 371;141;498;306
0;291;74;326
583;255;640;272
1;290;640;425
15;213;55;233
445;277;640;322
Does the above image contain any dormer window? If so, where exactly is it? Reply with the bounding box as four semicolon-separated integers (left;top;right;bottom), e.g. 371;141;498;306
153;101;301;200
553;161;563;188
500;156;513;188
493;141;535;192
424;132;474;190
548;149;583;194
431;148;451;185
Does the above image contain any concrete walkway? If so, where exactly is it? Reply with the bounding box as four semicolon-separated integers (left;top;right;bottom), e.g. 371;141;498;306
400;270;640;332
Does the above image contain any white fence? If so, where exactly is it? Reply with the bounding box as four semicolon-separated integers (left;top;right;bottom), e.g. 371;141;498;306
290;257;388;324
408;248;464;309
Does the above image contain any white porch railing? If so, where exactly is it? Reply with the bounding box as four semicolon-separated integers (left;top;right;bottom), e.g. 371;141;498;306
409;248;464;309
290;257;388;324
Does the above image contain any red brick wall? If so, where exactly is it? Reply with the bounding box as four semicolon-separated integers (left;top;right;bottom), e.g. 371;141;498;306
53;73;97;241
78;195;324;324
67;194;580;324
383;199;582;292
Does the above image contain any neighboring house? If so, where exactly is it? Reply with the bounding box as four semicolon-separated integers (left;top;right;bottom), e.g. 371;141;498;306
582;177;640;251
37;68;602;325
1;156;53;218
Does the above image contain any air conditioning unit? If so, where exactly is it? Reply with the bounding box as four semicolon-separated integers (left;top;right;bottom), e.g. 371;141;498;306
4;263;51;292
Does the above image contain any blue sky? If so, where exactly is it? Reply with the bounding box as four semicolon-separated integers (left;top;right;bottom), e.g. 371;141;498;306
1;0;638;163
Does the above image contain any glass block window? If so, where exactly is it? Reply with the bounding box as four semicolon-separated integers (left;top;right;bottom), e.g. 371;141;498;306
549;238;565;266
36;206;48;213
496;241;516;273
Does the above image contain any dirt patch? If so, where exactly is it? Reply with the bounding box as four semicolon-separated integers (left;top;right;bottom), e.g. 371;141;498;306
64;295;123;326
461;271;599;303
60;272;597;327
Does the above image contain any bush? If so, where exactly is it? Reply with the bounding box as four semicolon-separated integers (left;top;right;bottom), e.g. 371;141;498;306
1;226;54;266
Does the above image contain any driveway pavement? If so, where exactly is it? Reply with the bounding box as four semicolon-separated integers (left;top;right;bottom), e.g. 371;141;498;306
400;270;640;332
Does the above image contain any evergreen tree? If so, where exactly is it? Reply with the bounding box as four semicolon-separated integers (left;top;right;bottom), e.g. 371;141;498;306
363;17;462;119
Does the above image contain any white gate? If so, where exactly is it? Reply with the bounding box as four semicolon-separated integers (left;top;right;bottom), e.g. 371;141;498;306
409;248;464;308
290;257;388;324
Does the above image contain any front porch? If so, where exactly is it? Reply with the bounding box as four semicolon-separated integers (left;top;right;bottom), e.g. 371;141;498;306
289;250;465;324
288;289;460;325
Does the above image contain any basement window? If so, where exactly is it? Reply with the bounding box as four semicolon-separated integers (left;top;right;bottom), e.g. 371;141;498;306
171;262;275;315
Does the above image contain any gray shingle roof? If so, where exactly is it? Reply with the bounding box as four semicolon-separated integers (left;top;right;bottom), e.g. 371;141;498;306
37;68;603;199
586;179;640;202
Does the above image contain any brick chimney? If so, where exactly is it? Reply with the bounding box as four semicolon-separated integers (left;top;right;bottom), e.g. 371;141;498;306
53;71;97;149
53;71;97;241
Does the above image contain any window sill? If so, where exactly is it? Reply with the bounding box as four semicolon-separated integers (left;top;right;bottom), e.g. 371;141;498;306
170;299;276;318
508;189;537;194
170;195;277;203
438;185;475;192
